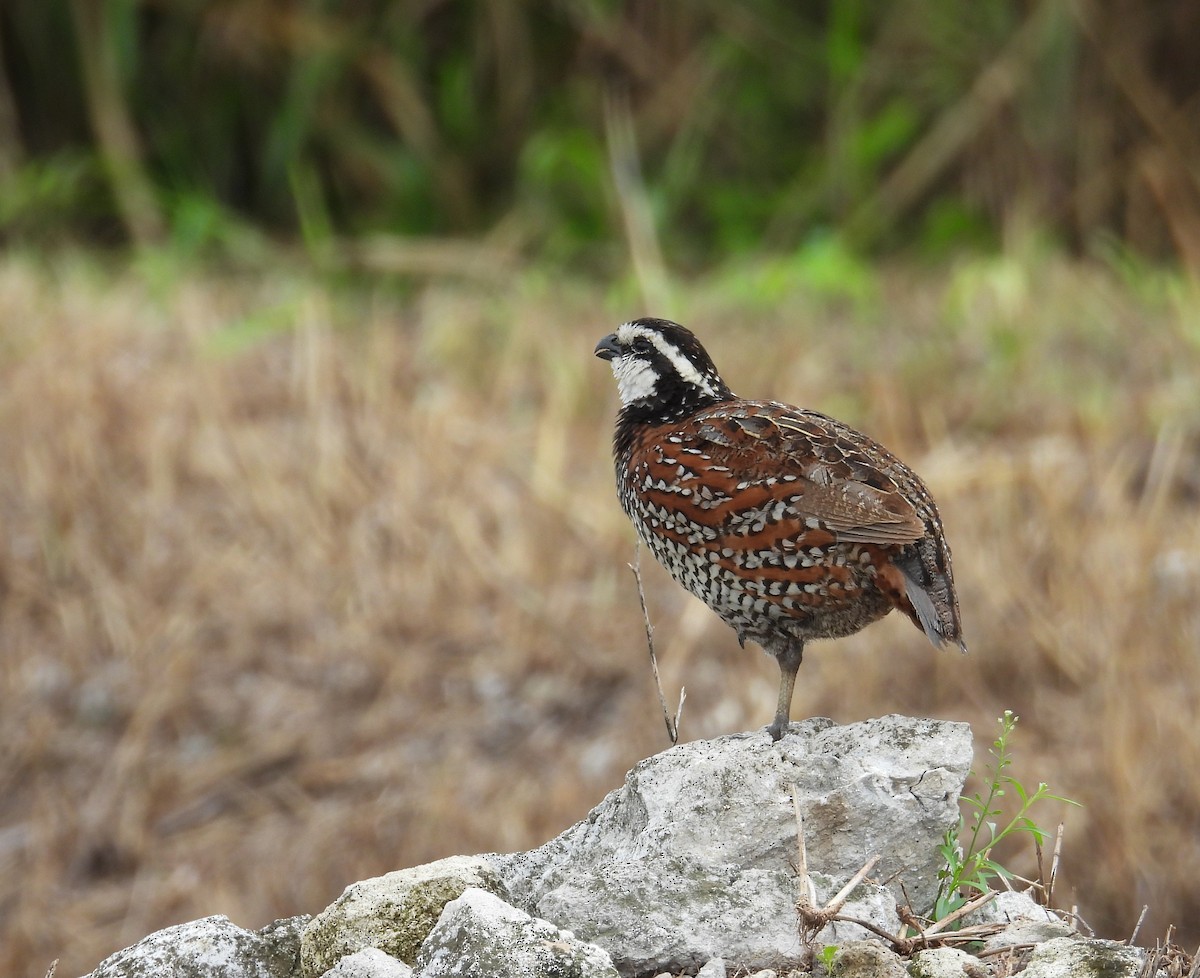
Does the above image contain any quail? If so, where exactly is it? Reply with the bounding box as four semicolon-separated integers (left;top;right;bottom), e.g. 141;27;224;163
595;318;966;741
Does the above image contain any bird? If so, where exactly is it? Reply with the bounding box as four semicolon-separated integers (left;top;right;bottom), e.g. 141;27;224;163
595;318;966;741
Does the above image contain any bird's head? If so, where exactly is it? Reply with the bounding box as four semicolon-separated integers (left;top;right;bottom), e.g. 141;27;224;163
594;318;732;420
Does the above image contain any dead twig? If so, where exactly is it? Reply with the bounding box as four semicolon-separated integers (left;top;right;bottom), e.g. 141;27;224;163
1047;821;1065;908
825;856;882;916
1128;905;1150;946
797;852;1038;959
977;941;1044;959
1046;905;1094;938
629;542;684;744
792;785;818;908
832;914;919;952
1034;830;1046;902
920;890;999;939
795;851;882;944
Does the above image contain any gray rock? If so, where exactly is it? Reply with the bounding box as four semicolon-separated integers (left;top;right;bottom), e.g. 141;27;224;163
493;715;971;975
980;907;1076;954
301;855;505;976
414;887;618;978
86;914;307;978
968;891;1068;930
831;941;908;978
1020;938;1144;978
907;946;987;978
697;959;727;978
324;948;413;978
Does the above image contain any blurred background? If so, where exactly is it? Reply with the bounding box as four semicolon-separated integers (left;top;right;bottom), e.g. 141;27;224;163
1;2;1199;975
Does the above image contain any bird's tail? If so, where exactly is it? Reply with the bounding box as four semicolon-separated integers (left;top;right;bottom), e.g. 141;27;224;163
895;540;967;653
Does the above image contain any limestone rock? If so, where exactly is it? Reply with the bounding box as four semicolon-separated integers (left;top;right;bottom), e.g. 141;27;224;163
71;714;1171;978
324;948;413;978
301;855;504;976
908;946;988;978
969;891;1069;930
980;898;1076;955
830;940;908;978
493;715;971;975
1019;937;1144;978
414;887;618;978
86;914;307;978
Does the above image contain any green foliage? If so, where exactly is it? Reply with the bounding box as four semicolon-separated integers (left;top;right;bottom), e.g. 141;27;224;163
932;711;1080;921
0;1;1193;265
707;233;880;314
0;154;106;240
517;126;610;259
820;944;840;971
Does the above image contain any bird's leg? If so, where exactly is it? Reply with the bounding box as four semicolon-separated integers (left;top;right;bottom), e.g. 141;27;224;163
768;641;804;741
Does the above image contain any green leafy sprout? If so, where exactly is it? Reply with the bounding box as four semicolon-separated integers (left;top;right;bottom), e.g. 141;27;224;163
932;711;1080;921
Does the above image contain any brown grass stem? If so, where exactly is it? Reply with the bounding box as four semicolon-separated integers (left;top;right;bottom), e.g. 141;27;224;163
629;543;684;744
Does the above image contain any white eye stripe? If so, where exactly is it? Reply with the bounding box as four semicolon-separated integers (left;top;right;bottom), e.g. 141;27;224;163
616;322;719;398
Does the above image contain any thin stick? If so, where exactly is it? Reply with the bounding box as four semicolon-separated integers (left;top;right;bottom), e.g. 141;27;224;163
897;881;921;940
792;785;818;908
795;850;881;945
977;942;1043;959
935;923;1013;942
824;855;881;915
1034;831;1045;903
1068;904;1097;937
629;541;683;744
1129;905;1149;946
921;890;998;938
830;914;912;950
1186;944;1200;978
1047;821;1065;907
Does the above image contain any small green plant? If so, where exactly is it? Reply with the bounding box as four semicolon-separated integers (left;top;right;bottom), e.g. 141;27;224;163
932;711;1079;921
819;944;839;971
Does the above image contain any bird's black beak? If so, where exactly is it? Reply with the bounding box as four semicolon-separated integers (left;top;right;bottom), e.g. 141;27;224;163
594;333;622;361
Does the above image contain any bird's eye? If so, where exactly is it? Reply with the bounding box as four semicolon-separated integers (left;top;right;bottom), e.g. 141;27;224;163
630;337;654;355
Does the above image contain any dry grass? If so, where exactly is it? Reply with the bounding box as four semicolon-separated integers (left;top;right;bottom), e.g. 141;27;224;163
1;251;1198;976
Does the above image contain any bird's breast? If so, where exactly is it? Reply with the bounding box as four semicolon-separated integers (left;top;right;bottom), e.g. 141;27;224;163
616;444;899;638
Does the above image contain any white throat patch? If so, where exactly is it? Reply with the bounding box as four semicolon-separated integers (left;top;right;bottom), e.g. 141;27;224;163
611;356;660;405
615;321;719;400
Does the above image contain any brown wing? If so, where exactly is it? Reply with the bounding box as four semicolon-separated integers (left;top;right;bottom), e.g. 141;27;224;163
660;401;928;547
